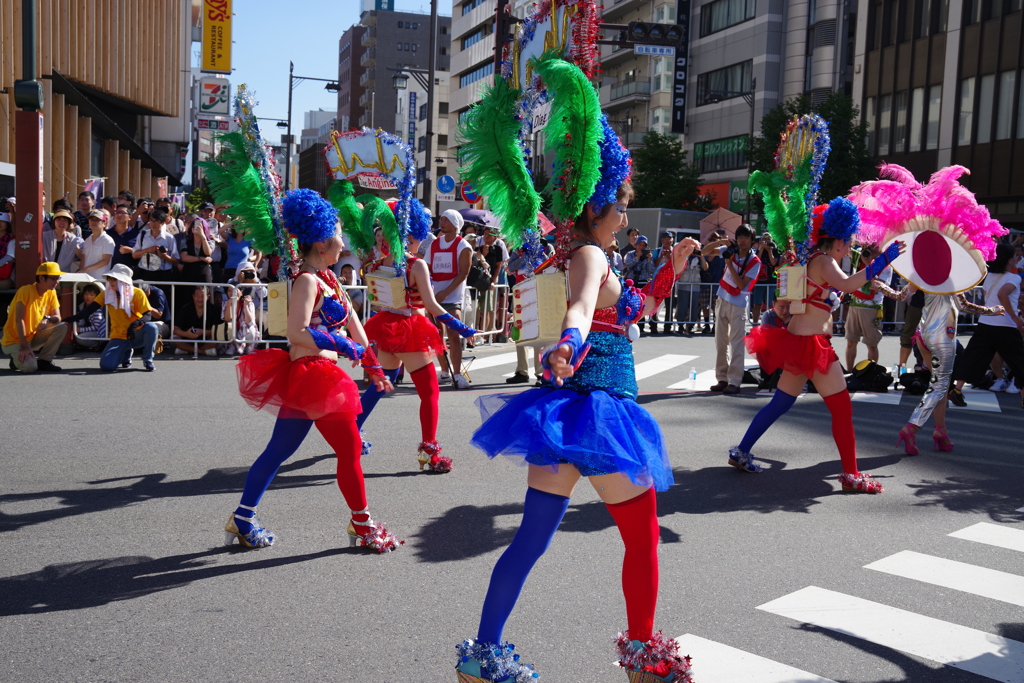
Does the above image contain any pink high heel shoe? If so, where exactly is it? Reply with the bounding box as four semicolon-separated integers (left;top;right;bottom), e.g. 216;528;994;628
932;426;954;452
896;424;919;455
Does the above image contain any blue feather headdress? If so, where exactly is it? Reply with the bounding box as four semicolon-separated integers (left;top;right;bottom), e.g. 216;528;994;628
589;114;632;213
281;189;338;245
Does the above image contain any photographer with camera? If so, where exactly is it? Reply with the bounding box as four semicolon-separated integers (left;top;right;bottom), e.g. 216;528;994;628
703;225;761;393
133;208;179;293
623;235;656;331
751;233;779;324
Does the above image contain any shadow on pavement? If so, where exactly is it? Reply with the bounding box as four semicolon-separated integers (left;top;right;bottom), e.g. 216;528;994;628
908;476;1024;524
0;546;349;616
0;454;336;534
793;621;1023;683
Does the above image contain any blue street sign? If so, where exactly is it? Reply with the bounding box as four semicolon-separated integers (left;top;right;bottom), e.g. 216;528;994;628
436;174;456;194
633;44;676;56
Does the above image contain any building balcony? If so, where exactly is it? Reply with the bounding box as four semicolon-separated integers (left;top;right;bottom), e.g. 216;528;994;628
359;90;372;107
360;48;375;67
602;80;652;106
362;12;376;26
360;69;375;87
361;30;376;47
601;0;648;21
599;42;636;67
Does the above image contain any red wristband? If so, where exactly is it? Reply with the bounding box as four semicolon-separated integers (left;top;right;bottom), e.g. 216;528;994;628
360;347;386;378
641;263;681;304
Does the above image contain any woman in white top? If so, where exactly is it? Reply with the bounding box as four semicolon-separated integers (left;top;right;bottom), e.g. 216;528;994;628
951;243;1024;408
76;210;116;278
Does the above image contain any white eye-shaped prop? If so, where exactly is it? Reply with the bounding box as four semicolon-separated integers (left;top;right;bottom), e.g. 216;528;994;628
881;216;987;294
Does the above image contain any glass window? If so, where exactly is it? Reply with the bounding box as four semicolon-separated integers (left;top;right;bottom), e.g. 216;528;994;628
894;90;908;152
693;135;749;173
655;4;677;21
964;0;981;24
412;43;418;52
463;27;486;49
462;0;485;15
995;71;1015;140
958;77;974;145
699;0;757;37
977;74;994;143
398;21;404;28
653;57;672;92
926;84;941;150
397;43;403;51
909;87;924;152
459;61;494;88
865;96;876;152
878;93;892;155
696;60;753;106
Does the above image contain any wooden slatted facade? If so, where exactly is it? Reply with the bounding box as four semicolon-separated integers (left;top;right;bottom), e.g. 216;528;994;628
1;0;187;200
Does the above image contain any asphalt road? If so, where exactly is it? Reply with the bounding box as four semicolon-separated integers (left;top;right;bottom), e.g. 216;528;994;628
1;332;1022;683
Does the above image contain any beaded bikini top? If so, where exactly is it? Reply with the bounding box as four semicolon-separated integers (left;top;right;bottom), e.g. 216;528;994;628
569;244;645;335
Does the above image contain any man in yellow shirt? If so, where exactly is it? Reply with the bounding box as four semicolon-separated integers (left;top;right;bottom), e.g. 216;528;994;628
2;262;68;372
65;263;158;371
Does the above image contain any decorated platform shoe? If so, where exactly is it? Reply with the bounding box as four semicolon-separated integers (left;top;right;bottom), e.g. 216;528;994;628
360;431;372;456
346;509;403;553
614;631;694;683
455;639;538;682
837;472;883;494
224;504;275;548
896;423;919;455
418;440;452;473
932;425;954;452
727;446;762;473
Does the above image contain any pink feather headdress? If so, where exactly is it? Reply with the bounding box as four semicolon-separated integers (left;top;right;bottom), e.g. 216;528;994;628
849;163;1006;260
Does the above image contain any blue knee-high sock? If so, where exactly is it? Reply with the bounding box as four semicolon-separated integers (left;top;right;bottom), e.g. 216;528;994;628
356;368;401;429
476;487;570;645
738;390;797;452
236;417;314;529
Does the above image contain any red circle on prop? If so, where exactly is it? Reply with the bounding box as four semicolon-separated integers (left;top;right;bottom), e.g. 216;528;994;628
913;231;952;286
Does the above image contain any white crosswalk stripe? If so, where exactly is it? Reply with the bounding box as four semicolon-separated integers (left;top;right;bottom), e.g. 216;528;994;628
949;522;1024;553
758;586;1024;683
672;634;838;683
949;387;1003;413
634;354;697;381
865;550;1024;607
462;352;518;370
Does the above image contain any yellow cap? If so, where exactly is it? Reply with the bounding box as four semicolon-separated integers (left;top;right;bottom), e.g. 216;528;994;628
36;262;65;277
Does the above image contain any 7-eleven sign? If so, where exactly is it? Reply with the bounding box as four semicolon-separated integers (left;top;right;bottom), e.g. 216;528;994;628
199;79;231;115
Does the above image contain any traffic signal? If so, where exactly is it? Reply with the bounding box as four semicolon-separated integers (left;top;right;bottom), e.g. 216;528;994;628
627;22;684;46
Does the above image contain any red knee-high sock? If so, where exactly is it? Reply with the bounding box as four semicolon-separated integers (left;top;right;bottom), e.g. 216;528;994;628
315;416;368;514
823;391;859;475
410;365;440;443
606;488;660;643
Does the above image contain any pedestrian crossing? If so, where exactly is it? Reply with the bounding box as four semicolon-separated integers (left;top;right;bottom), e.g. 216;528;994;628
459;350;1005;412
668;515;1024;682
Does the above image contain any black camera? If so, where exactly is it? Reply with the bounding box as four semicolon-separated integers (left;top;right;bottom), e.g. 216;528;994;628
722;246;737;259
158;245;167;254
241;271;255;279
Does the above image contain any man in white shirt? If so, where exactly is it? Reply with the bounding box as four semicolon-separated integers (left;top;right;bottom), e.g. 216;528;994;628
427;209;472;388
706;225;761;394
133;208;180;287
76;210;116;279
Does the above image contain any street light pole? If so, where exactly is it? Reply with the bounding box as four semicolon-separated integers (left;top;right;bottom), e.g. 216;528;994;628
424;0;438;215
285;61;294;192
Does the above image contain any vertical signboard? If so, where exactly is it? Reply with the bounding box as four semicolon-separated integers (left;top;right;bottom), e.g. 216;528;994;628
671;0;690;134
201;0;232;74
408;92;417;146
199;78;231;115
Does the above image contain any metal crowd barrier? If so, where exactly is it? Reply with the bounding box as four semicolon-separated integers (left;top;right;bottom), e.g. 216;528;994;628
66;278;370;359
464;283;510;343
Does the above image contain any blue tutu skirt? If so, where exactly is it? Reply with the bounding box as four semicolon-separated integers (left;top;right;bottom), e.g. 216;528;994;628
471;386;674;491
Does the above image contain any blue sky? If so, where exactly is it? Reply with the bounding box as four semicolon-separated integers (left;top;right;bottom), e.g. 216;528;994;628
220;0;450;141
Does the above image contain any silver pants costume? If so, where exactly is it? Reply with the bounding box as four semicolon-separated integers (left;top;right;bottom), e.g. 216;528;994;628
908;293;956;427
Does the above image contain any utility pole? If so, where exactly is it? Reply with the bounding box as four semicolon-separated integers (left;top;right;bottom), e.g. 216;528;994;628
285;61;294;192
424;0;438;215
13;0;45;288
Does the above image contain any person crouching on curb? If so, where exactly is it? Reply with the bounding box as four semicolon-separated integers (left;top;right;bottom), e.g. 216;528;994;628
2;262;68;373
65;264;158;372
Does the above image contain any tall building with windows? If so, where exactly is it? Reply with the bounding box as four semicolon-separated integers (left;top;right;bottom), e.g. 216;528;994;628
852;0;1024;230
339;9;451;136
450;0;498;126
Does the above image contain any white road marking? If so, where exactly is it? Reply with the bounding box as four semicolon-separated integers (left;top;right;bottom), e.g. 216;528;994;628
673;634;838;683
865;550;1024;607
669;368;717;391
634;354;697;381
463;352;518;370
757;586;1024;683
949;523;1024;553
949;388;1002;413
850;391;904;405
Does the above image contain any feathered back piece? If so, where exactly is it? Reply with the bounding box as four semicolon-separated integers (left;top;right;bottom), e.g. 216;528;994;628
848;164;1006;259
589;114;632;212
327;179;373;256
456;77;541;250
197;85;295;278
281;189;337;246
358;194;403;267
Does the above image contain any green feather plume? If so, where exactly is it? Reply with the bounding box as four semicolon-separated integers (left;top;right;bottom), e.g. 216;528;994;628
748;157;813;246
455;78;540;250
357;194;405;269
196;131;278;255
327;179;373;256
533;52;603;222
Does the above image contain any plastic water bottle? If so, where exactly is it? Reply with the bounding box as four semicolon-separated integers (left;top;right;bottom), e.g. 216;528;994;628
891;363;900;378
689;367;698;390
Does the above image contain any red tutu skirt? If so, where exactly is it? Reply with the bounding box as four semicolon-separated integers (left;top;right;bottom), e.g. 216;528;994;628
744;325;838;378
236;349;362;418
362;310;446;356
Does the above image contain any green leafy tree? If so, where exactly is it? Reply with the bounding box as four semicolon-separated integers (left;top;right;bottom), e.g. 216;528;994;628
185;185;214;214
748;92;875;217
632;131;715;211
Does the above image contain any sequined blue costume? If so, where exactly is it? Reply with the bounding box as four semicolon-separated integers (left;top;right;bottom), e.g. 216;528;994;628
471;267;673;491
